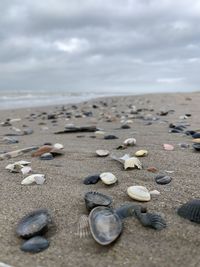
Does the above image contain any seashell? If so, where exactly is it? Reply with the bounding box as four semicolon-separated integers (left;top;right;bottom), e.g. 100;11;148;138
21;166;32;175
53;143;64;149
0;262;15;267
89;206;123;245
192;143;200;151
163;144;174;151
50;148;64;156
127;186;151;201
6;163;22;173
192;133;200;139
21;174;45;185
155;175;172;185
83;174;100;185
2;136;19;144
32;145;53;157
115;203;143;219
177;199;200;223
16;209;52;238
40;153;54;160
76;215;91;238
95;131;105;139
21;236;49;253
192;138;200;143
16;160;31;166
104;135;118;140
124;157;142;170
134;209;167;230
100;172;117;185
121;124;130;129
96;150;109;157
84;191;112;211
149;190;160;196
123;138;136;146
147;166;158;173
135;150;148;157
111;154;130;164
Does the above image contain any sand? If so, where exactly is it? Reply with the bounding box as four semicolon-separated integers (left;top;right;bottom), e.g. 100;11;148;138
0;92;199;267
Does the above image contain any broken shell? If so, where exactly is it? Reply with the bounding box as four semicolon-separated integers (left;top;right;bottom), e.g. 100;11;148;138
123;138;136;146
16;209;52;238
177;199;200;223
127;186;151;201
84;191;112;211
83;174;100;185
21;236;49;253
89;206;123;245
100;172;117;185
163;144;174;151
135;150;148;157
115;203;142;219
5;160;31;173
155;175;172;185
124;157;142;170
76;215;91;238
21;166;32;175
21;174;45;185
96;150;109;157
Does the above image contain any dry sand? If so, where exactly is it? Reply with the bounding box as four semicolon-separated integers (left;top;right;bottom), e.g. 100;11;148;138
0;92;199;267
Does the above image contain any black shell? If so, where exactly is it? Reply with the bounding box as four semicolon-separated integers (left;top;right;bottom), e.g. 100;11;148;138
84;192;112;211
104;135;118;140
193;133;200;139
40;153;54;160
21;236;49;253
83;175;100;185
155;175;172;185
115;203;144;219
177;199;200;223
89;207;123;245
135;210;167;230
16;209;52;238
192;143;200;151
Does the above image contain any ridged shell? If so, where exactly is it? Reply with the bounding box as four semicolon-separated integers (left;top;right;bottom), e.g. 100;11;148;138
84;191;112;211
76;215;91;238
177;199;200;223
127;186;151;202
16;209;52;238
155;175;172;185
83;174;100;185
100;172;117;185
89;207;123;245
135;210;166;230
21;236;49;253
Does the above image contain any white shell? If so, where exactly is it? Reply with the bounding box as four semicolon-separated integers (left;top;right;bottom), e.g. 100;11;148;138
149;190;160;196
127;186;151;201
123;138;136;146
96;149;109;157
53;143;64;149
124;157;142;170
100;172;117;185
21;166;32;175
95;131;105;138
135;150;148;157
5;160;31;173
21;174;45;185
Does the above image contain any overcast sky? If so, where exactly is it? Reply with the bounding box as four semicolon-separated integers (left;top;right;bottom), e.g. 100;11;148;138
1;0;200;93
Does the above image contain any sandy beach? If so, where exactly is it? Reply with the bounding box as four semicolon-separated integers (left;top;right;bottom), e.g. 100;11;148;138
0;92;199;267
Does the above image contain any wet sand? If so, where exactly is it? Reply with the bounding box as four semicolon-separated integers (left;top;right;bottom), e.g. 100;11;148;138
0;92;199;267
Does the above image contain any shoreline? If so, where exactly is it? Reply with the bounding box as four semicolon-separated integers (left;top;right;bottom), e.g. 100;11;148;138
0;92;199;267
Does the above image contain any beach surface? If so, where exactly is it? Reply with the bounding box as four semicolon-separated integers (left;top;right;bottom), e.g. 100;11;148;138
0;92;199;267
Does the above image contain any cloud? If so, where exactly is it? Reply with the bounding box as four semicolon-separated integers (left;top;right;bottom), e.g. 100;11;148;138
0;0;200;92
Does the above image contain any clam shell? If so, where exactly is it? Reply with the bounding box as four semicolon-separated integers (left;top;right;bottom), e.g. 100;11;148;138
155;175;172;185
40;153;54;160
89;207;123;245
21;174;45;185
16;209;52;238
123;138;136;146
21;166;32;175
135;210;166;230
83;174;100;185
124;157;142;170
21;236;49;253
100;172;117;185
135;150;148;157
127;186;151;201
84;191;112;211
96;150;109;157
53;143;64;149
192;143;200;151
95;131;105;139
177;199;200;223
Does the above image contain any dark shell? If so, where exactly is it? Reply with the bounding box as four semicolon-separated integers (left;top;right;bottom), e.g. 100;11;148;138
84;192;112;211
185;130;196;136
192;143;200;151
115;203;145;220
155;175;172;185
193;133;200;139
40;153;54;160
16;209;52;238
104;135;118;140
83;174;100;185
177;199;200;223
21;236;49;253
121;124;131;129
135;210;167;230
89;207;123;245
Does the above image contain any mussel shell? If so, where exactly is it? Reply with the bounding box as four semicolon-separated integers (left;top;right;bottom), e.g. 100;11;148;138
104;135;118;140
16;209;52;238
155;175;172;185
135;210;167;230
192;143;200;151
177;199;200;223
115;203;144;219
193;133;200;139
89;207;123;245
83;174;100;185
84;191;112;211
21;236;49;253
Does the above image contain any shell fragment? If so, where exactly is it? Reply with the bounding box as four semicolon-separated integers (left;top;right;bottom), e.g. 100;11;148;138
21;174;45;185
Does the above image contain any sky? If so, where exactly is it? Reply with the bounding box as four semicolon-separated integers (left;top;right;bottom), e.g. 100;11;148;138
0;0;200;93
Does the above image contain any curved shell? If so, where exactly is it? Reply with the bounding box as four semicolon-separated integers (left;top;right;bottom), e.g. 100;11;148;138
96;150;109;157
127;186;151;201
123;138;136;146
83;174;100;185
76;215;91;238
21;236;49;253
16;209;52;238
177;199;200;223
84;191;112;211
135;150;148;157
21;174;45;185
192;143;200;151
100;172;117;185
163;144;174;151
135;210;166;230
115;203;143;219
155;175;172;185
89;207;123;245
124;157;142;170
